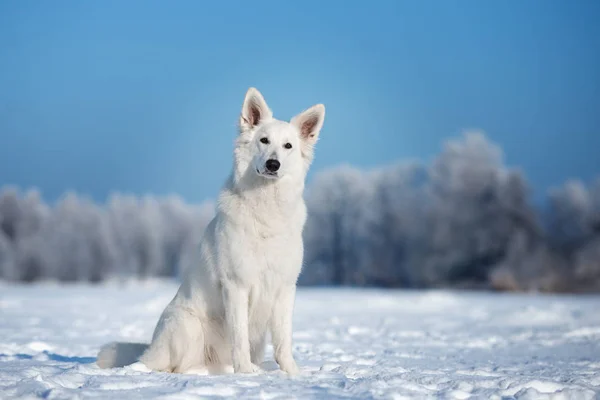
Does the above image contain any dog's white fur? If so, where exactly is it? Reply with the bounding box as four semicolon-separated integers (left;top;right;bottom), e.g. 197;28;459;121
97;88;325;375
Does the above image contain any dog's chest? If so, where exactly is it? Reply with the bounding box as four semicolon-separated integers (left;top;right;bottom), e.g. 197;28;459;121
219;181;306;284
256;232;303;281
249;196;304;238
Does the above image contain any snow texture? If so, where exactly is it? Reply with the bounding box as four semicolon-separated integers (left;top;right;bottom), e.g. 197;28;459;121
1;281;599;399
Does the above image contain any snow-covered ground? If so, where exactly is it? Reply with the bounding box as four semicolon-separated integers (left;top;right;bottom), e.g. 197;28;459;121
1;281;599;399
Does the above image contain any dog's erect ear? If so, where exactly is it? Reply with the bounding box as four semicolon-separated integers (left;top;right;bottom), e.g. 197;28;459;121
291;104;325;161
291;104;325;143
239;87;273;133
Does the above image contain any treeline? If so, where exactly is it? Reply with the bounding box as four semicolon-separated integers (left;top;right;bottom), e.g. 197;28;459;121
1;132;598;292
0;191;214;282
302;133;600;292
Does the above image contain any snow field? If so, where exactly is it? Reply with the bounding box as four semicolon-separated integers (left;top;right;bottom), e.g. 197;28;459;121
1;281;599;399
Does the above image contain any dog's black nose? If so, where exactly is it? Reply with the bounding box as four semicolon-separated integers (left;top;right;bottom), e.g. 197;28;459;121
265;159;280;172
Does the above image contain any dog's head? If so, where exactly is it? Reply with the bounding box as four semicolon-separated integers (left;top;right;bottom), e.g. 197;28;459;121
236;88;325;180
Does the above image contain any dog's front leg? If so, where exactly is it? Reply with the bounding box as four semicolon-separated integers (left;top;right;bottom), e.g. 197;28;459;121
222;282;258;373
271;284;299;375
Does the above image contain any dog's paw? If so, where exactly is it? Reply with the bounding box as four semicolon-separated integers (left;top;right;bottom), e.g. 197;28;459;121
279;359;300;376
235;362;261;374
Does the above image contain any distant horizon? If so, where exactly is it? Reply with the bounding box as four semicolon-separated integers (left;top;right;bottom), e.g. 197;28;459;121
1;130;596;210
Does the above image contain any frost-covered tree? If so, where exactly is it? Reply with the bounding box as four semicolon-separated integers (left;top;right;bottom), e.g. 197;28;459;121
546;178;600;290
0;187;50;281
303;165;374;285
106;194;159;279
367;163;428;287
0;187;49;243
29;193;116;282
301;131;545;290
0;230;14;280
0;189;214;283
420;132;539;287
547;180;598;250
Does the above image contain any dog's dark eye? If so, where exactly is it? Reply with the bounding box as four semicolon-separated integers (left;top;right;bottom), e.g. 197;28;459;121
260;137;269;144
284;143;292;149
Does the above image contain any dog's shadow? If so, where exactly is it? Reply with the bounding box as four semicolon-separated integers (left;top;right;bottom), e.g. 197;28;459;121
259;360;280;372
1;351;96;364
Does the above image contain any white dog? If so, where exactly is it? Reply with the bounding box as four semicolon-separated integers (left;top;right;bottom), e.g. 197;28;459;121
97;88;325;375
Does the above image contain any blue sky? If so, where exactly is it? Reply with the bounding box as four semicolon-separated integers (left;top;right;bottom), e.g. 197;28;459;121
1;0;599;204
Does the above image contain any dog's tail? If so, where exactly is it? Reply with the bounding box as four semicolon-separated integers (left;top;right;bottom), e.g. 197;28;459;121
96;342;149;369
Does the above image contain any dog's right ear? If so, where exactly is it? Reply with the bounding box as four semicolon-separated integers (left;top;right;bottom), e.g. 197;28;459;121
239;87;273;133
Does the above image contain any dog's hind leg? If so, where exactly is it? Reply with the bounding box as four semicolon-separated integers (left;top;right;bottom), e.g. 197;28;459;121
140;308;206;373
138;330;174;372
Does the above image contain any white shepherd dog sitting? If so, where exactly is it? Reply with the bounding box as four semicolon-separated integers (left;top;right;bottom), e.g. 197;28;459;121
97;87;325;375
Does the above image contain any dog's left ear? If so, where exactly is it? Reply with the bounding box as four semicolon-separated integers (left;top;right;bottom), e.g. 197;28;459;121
239;87;273;133
291;104;325;158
